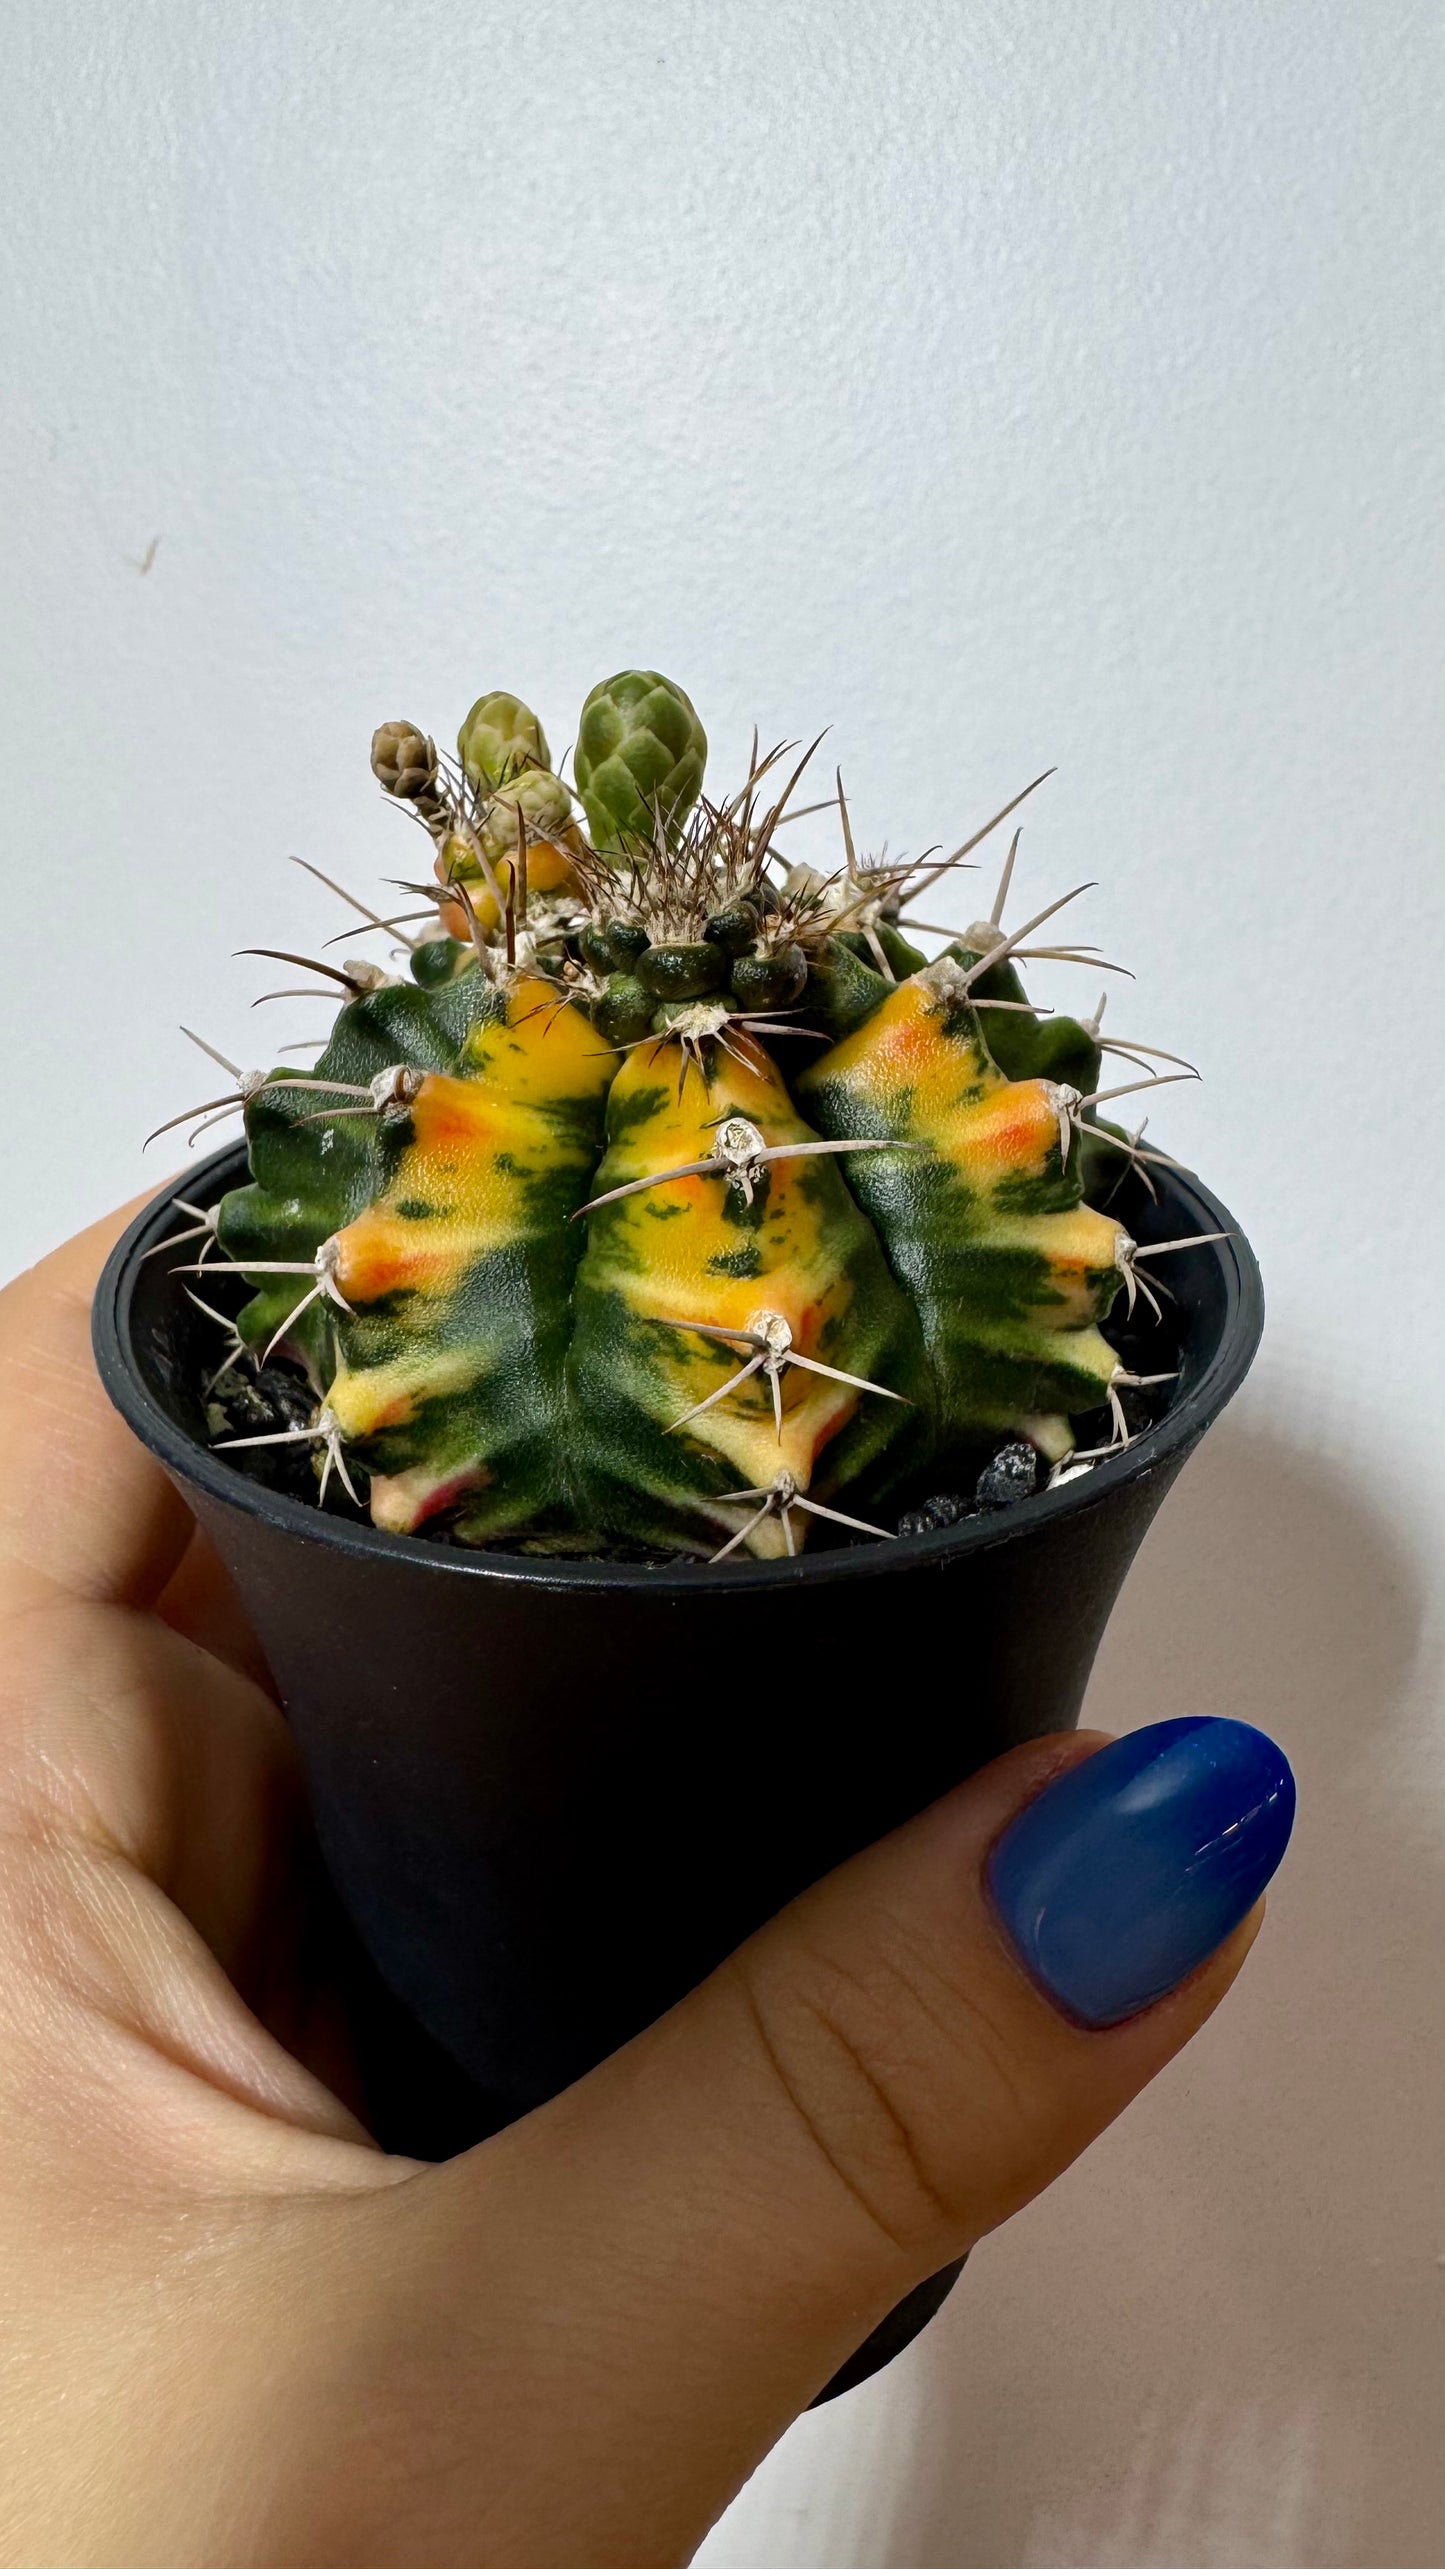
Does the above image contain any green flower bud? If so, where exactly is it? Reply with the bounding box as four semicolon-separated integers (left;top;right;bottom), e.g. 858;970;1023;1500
479;762;574;857
573;670;706;856
458;691;552;789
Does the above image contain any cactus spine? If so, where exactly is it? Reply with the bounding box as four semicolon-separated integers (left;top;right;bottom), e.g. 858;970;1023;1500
165;673;1201;1561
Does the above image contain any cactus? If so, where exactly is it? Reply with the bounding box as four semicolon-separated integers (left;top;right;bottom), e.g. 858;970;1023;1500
160;671;1212;1561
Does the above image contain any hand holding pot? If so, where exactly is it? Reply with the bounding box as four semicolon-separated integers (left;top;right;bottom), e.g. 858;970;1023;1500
0;1205;1292;2569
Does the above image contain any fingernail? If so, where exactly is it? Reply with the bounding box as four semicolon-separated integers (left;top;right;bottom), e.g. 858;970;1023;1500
986;1717;1295;2028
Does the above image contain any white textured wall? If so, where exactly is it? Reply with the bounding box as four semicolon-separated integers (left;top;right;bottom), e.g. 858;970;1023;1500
3;5;1442;2562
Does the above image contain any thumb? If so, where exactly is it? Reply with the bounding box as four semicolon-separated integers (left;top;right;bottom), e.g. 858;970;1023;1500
358;1717;1295;2568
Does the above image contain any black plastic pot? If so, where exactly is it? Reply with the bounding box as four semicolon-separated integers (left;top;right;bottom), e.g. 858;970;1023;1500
93;1146;1262;2398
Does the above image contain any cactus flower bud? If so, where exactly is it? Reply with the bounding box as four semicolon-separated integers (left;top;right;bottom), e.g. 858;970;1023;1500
371;720;438;802
574;670;707;856
458;691;552;789
479;763;574;857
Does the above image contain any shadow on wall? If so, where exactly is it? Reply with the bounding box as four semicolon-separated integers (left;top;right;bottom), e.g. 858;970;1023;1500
873;1413;1443;2569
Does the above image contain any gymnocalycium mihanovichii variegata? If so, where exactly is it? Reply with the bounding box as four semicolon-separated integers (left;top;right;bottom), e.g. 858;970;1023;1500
148;670;1223;1563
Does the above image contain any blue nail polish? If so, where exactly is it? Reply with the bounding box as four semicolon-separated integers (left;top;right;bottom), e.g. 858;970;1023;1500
986;1717;1295;2028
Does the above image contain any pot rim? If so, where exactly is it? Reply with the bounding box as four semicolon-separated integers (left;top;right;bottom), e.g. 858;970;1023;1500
93;1144;1263;1596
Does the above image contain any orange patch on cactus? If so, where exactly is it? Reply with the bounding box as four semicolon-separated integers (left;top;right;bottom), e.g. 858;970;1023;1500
948;1082;1058;1177
813;976;993;1120
331;983;616;1310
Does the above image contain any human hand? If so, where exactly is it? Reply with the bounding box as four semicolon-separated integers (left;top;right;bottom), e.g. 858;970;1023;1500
0;1206;1292;2569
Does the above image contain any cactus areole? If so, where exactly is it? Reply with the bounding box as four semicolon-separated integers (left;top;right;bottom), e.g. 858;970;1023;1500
155;673;1222;1565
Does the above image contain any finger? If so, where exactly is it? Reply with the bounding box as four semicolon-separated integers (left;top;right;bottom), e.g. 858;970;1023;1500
361;1717;1293;2569
0;1595;368;2147
156;1526;277;1692
0;1196;195;1613
0;1594;296;1994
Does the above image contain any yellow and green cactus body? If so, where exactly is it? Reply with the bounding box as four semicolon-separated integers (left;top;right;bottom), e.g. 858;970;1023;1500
221;974;615;1540
566;1035;928;1555
218;980;460;1377
942;937;1145;1201
942;937;1103;1094
797;955;1126;1455
326;980;616;1538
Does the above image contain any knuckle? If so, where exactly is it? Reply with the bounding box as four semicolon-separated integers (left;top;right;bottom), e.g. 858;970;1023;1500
880;1905;1045;2152
730;1915;1031;2259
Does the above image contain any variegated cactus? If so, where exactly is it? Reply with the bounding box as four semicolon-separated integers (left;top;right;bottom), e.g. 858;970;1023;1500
157;674;1211;1561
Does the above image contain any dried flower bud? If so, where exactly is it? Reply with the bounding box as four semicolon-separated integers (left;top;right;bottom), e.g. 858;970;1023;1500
371;720;438;802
